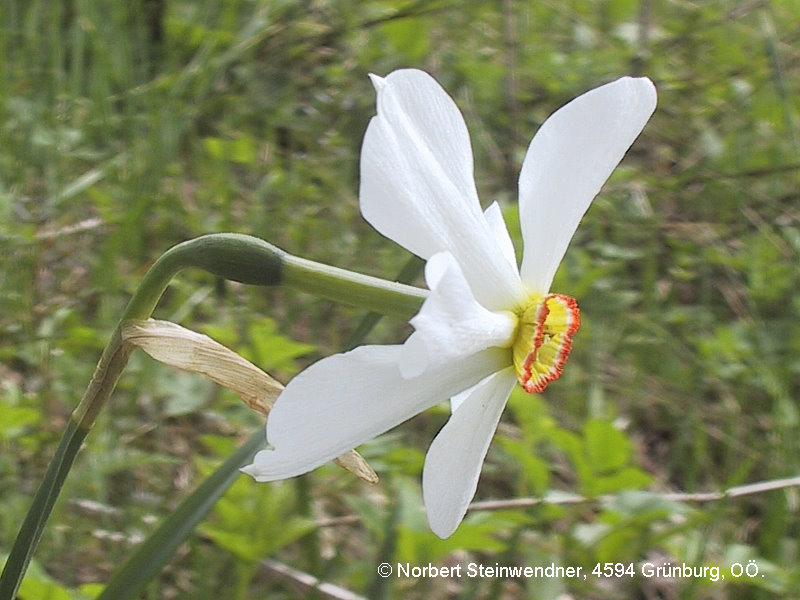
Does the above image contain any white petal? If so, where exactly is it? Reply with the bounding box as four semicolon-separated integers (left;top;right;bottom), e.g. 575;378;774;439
449;385;472;413
519;76;657;293
483;202;519;273
400;252;516;378
241;344;509;481
423;368;516;538
360;69;523;310
368;73;387;92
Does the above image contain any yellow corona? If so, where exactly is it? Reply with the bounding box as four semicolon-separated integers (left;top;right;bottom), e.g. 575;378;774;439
512;294;580;393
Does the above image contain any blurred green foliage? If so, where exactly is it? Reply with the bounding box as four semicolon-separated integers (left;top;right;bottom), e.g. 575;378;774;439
2;0;800;598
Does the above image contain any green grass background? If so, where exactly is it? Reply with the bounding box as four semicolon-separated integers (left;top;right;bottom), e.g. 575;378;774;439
2;0;800;598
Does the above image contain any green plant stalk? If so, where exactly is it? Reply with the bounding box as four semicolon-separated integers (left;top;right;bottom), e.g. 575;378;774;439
0;233;426;600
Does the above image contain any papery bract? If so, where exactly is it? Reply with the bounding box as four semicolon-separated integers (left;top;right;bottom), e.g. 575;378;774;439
122;319;377;483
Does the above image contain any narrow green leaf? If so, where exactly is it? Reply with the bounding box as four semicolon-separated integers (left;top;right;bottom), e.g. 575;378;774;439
95;431;264;600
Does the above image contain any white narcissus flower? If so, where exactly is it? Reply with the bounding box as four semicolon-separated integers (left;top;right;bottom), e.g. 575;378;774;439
242;69;657;538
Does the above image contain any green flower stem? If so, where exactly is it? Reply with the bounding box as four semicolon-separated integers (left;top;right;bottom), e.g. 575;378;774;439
283;253;427;321
0;232;426;600
75;234;286;428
